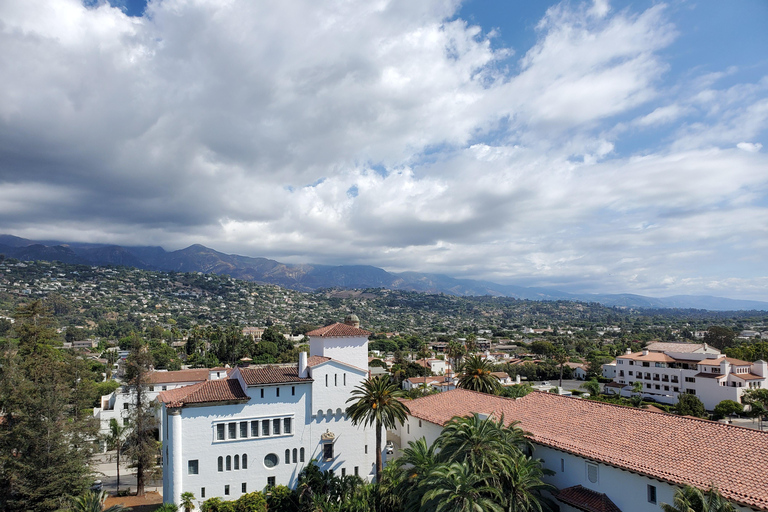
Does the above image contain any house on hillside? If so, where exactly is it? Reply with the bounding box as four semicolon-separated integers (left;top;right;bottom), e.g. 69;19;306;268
158;317;378;508
391;389;768;512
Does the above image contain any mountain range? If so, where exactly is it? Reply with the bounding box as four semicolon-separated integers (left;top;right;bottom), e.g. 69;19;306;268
1;234;766;311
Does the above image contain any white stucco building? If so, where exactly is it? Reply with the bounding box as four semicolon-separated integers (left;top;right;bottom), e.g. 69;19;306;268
393;389;768;512
93;367;230;446
611;342;767;410
158;318;378;507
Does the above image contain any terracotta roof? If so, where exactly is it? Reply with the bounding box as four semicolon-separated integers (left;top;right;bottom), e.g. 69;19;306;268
406;376;443;385
404;389;768;510
693;372;726;379
307;356;331;367
491;372;510;379
604;382;625;388
238;365;312;386
555;485;622;512
158;379;249;407
148;368;223;384
306;322;371;337
646;342;715;354
732;373;764;380
698;357;752;366
620;352;677;363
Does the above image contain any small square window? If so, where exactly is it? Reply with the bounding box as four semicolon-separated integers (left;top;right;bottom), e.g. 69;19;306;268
284;418;292;434
149;386;154;392
201;487;205;498
228;422;237;439
647;485;657;504
188;459;199;475
162;385;167;391
242;483;247;493
273;418;281;435
365;445;368;454
323;443;334;461
217;424;225;440
342;468;346;477
260;388;264;398
251;420;259;437
262;419;270;436
276;387;280;397
224;485;230;496
267;476;275;488
240;421;248;438
123;418;129;426
123;403;129;410
292;386;295;396
354;466;359;476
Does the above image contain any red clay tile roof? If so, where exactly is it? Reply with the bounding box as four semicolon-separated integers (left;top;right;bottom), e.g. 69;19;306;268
698;357;752;366
620;352;677;363
158;379;249;407
307;356;331;367
148;368;212;384
645;342;713;353
733;373;764;380
555;485;622;512
306;322;371;337
238;365;312;385
404;389;768;510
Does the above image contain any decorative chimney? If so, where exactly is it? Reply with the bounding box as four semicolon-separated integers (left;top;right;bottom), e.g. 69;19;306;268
642;349;649;356
299;352;308;378
625;348;632;355
344;314;360;328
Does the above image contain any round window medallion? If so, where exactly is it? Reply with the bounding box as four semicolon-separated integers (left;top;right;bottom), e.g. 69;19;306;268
264;453;278;468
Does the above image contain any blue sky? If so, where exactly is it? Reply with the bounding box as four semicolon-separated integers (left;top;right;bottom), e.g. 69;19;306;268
1;0;767;300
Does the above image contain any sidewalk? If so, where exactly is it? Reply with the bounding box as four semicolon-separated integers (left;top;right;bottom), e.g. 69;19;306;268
92;451;163;495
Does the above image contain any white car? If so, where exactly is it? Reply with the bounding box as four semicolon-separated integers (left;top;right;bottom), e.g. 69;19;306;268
385;441;394;454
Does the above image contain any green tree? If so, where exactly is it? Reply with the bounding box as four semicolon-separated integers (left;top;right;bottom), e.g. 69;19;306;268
713;400;743;420
181;491;197;512
124;339;160;496
552;349;568;388
675;393;707;418
234;492;267;512
703;327;736;351
346;376;410;482
458;355;500;395
499;452;555;512
64;490;130;512
419;462;503;512
105;418;129;489
580;379;600;397
0;301;97;511
446;341;466;371
661;485;734;512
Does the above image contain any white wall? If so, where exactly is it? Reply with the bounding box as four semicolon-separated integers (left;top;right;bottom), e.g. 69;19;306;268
309;335;368;371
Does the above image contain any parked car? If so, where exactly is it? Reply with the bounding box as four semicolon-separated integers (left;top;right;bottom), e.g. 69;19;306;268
385;441;394;454
90;480;103;492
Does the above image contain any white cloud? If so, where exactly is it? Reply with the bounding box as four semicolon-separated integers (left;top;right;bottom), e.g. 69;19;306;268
0;0;766;300
737;142;763;152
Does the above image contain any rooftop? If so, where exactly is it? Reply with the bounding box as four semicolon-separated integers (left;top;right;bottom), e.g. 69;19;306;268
404;389;768;510
555;485;622;512
238;365;312;386
645;342;718;354
147;367;228;384
158;379;249;407
306;322;372;338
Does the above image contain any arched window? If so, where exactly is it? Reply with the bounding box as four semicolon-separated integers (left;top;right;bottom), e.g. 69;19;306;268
226;455;232;471
242;454;248;469
300;448;305;462
292;448;297;463
218;456;223;472
285;449;290;464
234;454;240;470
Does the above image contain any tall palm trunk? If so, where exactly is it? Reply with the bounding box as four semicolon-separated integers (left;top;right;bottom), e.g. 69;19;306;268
375;418;383;482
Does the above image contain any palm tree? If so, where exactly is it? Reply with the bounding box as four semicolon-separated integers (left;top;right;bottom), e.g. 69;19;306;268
396;438;439;512
65;490;130;512
498;452;555;512
180;491;196;512
105;418;128;490
458;355;500;394
446;341;466;372
419;462;504;512
580;379;600;397
436;414;510;474
345;376;410;482
553;349;568;388
661;485;734;512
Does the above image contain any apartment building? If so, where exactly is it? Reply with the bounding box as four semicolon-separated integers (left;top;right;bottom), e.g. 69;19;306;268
612;342;767;410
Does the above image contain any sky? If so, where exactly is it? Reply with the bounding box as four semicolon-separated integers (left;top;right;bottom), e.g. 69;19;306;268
1;0;767;300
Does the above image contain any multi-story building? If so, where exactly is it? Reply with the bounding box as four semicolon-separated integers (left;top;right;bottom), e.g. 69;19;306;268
158;317;378;507
611;342;767;410
93;367;230;447
394;389;768;512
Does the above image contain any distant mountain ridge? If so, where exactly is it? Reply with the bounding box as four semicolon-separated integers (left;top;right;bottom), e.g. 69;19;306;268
0;234;766;311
